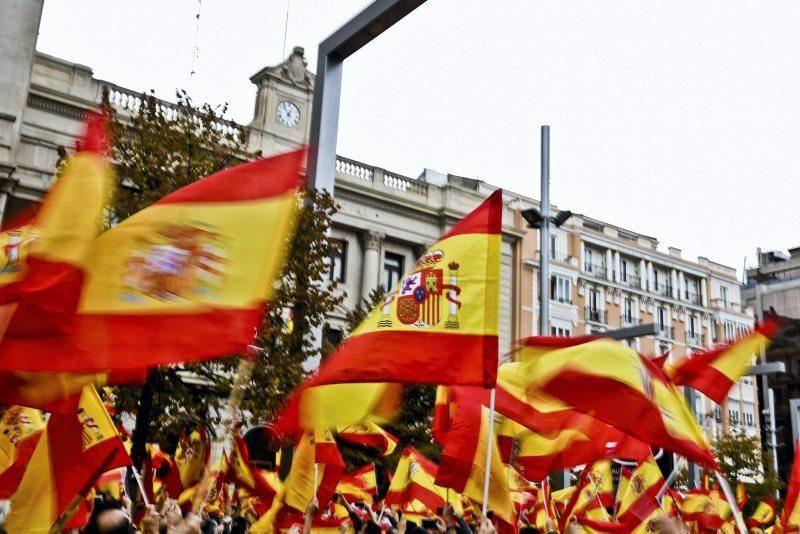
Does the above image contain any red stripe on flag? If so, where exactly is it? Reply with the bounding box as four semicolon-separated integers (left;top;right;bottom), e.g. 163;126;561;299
438;189;502;239
155;148;305;205
311;331;499;388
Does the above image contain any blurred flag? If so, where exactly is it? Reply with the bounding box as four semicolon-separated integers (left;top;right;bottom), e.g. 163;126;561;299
385;446;448;514
784;440;800;529
4;385;131;531
668;319;780;404
0;112;114;337
0;405;45;498
336;422;399;456
435;399;515;532
336;464;377;504
228;434;280;505
175;428;210;495
0;149;305;373
747;498;776;528
519;336;716;467
532;478;556;532
283;429;344;513
614;456;664;532
560;460;613;530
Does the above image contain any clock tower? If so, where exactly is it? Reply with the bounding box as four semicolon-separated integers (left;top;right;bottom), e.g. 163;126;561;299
248;46;314;156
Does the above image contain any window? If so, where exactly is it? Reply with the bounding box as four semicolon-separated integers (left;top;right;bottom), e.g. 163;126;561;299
587;288;599;310
323;326;343;348
550;275;571;303
549;234;557;260
383;252;404;291
713;406;721;423
585;248;593;270
659;342;670;355
327;240;347;282
721;286;729;307
724;321;736;342
653;270;660;290
620;260;628;282
689;315;697;336
623;298;634;323
657;307;666;328
550;326;571;337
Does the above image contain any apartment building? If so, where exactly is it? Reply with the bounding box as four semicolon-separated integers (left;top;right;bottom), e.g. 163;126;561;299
517;208;758;439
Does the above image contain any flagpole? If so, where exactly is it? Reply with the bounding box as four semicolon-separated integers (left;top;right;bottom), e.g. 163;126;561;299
714;471;747;534
481;387;497;516
132;466;150;506
192;357;255;514
541;479;551;521
587;477;610;520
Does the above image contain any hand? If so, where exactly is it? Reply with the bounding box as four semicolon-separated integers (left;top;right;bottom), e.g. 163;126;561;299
174;512;202;534
141;505;160;534
306;498;319;517
476;515;496;534
564;517;580;534
398;513;407;534
442;503;455;523
434;517;447;533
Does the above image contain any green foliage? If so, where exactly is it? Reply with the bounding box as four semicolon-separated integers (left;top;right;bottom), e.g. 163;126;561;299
711;429;784;515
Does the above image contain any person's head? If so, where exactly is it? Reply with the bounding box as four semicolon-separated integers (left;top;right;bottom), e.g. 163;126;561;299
364;521;381;534
230;516;249;534
94;508;132;534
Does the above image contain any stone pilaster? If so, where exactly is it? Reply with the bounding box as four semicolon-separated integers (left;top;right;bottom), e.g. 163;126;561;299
360;229;385;299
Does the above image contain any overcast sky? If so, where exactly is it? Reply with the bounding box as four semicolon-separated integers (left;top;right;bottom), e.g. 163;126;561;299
37;1;800;277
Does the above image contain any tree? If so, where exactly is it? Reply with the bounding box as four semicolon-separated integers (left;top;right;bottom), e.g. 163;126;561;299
712;429;784;515
93;88;342;468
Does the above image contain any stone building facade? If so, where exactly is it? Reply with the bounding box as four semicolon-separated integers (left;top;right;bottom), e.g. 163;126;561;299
1;2;760;442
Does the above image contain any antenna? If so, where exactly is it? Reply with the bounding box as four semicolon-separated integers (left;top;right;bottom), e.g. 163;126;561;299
282;0;291;58
189;0;203;80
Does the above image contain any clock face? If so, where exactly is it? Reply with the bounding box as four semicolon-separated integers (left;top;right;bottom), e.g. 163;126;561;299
276;100;300;128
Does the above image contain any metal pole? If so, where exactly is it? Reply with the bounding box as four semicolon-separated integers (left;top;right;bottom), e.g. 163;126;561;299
481;388;497;516
539;125;550;339
683;387;701;489
755;282;776;494
769;388;780;500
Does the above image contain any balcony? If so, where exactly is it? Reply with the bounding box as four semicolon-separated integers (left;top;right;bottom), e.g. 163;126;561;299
686;332;706;347
684;291;702;306
622;314;642;326
653;283;673;298
710;297;739;311
551;296;573;305
621;274;641;288
584;262;607;279
585;307;607;324
656;325;674;339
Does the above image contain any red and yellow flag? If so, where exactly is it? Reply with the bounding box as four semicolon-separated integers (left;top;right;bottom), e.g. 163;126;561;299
668;319;781;404
5;385;131;532
614;456;664;532
283;429;344;513
560;460;614;530
174;428;210;494
783;439;800;529
385;446;448;514
0;112;114;338
229;434;280;505
747;498;776;528
337;422;399;456
520;336;716;467
336;464;378;504
0;149;305;372
0;405;44;498
435;398;515;531
295;190;502;387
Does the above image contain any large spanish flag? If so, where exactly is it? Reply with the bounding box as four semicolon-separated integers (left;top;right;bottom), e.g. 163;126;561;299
519;336;716;467
297;189;502;388
4;385;131;532
0;149;305;372
282;429;344;513
0;112;113;338
668;319;780;404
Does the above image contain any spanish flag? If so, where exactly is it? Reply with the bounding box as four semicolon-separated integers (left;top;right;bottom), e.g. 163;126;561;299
229;434;280;504
783;440;800;529
559;460;614;530
385;446;447;514
531;478;557;532
175;428;210;494
0;405;44;498
747;498;776;528
614;456;664;531
668;319;781;404
435;400;516;531
0;112;113;338
294;189;502;388
283;428;344;512
336;464;378;504
4;385;131;532
0;149;305;372
519;336;716;467
336;422;399;456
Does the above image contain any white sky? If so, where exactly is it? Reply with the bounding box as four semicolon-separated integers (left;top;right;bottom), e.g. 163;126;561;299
37;1;800;277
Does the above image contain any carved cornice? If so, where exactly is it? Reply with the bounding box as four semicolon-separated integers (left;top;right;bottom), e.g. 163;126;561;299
27;93;87;120
334;187;440;225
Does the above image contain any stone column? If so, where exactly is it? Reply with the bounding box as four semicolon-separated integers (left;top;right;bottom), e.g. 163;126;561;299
639;259;646;290
360;229;385;299
0;0;45;177
701;278;709;307
678;272;685;301
671;269;678;299
647;262;654;291
605;250;613;280
613;251;621;282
